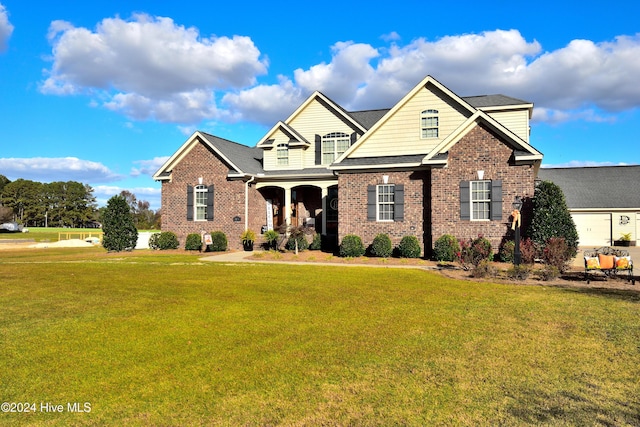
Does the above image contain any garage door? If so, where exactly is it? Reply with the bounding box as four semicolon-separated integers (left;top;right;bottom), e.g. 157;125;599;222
572;213;611;247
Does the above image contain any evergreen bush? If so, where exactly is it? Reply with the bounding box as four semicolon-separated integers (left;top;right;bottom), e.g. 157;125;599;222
370;233;393;257
529;181;579;257
499;240;515;263
185;233;202;251
286;234;309;251
309;233;322;250
433;234;460;261
339;234;365;258
457;235;493;270
102;195;138;252
208;231;227;252
396;235;421;258
149;231;179;250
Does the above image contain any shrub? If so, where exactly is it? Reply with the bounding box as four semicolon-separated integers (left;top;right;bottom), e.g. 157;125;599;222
241;229;256;244
433;234;460;262
102;195;138;252
208;231;227;252
542;237;571;272
396;235;421;258
339;234;365;258
286;234;309;252
529;181;579;257
457;235;492;270
309;233;322;251
149;231;179;250
520;238;538;264
370;233;393;257
535;265;560;281
472;259;497;278
185;233;202;251
499;240;515;263
506;264;531;280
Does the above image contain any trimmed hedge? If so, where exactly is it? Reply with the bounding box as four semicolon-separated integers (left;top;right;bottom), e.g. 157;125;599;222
339;234;366;258
149;231;179;250
396;235;421;258
208;231;228;252
433;234;460;262
370;233;393;257
185;233;202;251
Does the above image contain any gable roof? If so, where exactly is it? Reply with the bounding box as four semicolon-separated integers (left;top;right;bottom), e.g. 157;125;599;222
153;131;263;180
537;165;640;209
257;121;310;148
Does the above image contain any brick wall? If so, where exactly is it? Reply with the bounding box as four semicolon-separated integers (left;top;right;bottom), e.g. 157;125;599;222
338;170;428;254
161;139;265;250
430;123;536;252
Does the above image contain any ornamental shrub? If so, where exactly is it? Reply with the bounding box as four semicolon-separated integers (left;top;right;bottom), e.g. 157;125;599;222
149;231;179;250
286;234;309;252
208;231;227;252
529;181;579;257
263;229;280;250
102;195;138;252
472;259;498;278
370;233;393;257
506;264;531;280
185;233;202;251
457;235;493;270
309;233;322;251
396;235;421;258
339;234;365;258
499;240;515;263
520;238;538;264
542;237;572;272
433;234;460;262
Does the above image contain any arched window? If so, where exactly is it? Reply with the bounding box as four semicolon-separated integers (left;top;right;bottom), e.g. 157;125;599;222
321;132;350;164
277;143;289;166
421;109;439;138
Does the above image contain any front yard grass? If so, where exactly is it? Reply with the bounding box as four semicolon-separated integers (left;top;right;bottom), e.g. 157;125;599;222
1;248;639;426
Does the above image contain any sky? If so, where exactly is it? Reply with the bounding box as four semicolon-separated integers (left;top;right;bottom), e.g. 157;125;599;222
1;1;639;210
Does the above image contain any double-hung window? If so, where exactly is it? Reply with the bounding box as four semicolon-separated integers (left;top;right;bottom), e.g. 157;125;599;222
377;184;395;221
471;181;491;220
194;185;208;221
322;132;350;164
421;109;439;138
276;143;289;166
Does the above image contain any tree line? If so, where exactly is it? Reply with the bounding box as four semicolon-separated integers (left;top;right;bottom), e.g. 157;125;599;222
0;175;160;229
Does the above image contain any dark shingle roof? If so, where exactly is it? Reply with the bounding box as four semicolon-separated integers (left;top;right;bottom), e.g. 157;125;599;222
348;109;390;129
336;154;426;167
462;94;531;108
537;166;640;209
199;132;264;175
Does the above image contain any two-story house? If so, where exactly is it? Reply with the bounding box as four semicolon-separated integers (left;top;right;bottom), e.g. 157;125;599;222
154;75;543;254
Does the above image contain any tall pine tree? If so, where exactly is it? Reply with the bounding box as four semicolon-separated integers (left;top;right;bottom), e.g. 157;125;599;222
529;180;579;256
102;195;138;251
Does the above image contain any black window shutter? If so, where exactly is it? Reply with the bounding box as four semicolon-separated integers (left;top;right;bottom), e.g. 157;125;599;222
350;132;357;146
186;185;194;221
394;184;404;221
315;135;322;165
367;185;376;221
460;181;470;220
490;180;502;221
206;184;215;221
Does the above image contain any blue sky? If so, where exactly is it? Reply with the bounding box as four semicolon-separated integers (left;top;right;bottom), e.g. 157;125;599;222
1;1;639;210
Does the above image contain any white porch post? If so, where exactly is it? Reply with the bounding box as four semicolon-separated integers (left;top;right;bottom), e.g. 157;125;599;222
284;187;292;230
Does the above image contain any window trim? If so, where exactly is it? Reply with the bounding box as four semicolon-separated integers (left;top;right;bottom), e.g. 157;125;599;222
420;109;439;139
276;143;289;166
194;184;208;221
470;180;491;221
321;132;350;165
377;184;395;222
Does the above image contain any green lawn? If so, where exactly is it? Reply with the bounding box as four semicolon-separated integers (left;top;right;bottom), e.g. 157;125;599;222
1;248;639;426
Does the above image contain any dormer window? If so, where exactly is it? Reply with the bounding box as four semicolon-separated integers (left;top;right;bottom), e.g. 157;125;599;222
421;109;439;138
322;132;350;164
276;143;289;166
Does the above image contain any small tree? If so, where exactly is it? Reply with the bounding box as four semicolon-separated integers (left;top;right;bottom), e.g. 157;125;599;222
102;195;138;252
370;233;393;257
529;181;579;257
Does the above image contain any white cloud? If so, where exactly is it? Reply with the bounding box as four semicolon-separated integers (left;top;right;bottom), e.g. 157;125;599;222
41;14;268;122
0;157;122;183
130;156;170;177
0;3;14;52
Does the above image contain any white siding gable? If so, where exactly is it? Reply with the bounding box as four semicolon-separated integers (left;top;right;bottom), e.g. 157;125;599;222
486;110;530;144
262;128;303;170
348;85;469;158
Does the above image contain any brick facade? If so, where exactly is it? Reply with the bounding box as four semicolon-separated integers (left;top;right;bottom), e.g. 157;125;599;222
338;170;428;253
430;124;536;251
161;140;265;250
336;124;536;256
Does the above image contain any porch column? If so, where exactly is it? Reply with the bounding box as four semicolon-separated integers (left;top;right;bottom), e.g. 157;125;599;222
284;187;292;229
321;186;328;235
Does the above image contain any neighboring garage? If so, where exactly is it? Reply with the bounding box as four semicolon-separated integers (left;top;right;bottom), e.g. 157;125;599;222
537;165;640;248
